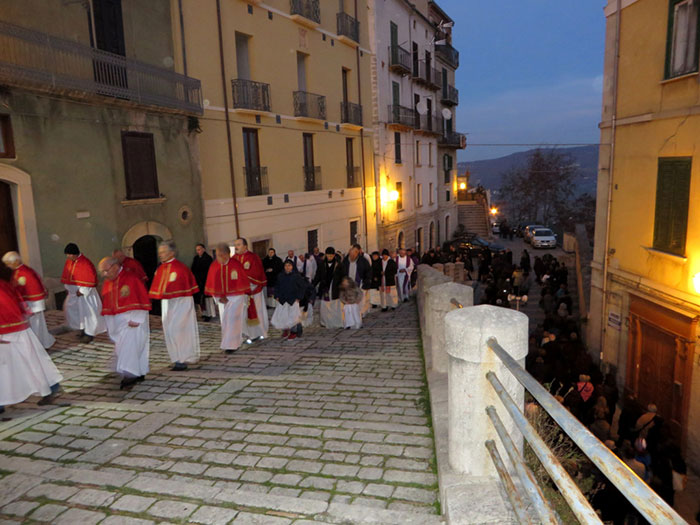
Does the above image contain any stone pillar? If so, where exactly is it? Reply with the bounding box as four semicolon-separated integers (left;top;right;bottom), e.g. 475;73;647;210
444;305;528;477
418;269;451;335
444;262;455;281
433;263;444;274
454;262;465;282
426;282;474;374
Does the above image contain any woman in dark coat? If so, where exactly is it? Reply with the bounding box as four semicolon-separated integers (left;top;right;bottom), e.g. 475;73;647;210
271;260;307;339
263;248;284;306
191;243;214;320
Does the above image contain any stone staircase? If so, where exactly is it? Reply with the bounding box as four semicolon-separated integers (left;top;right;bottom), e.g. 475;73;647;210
457;201;490;237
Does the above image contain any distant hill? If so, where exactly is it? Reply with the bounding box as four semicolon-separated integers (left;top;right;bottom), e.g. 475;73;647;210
458;145;598;196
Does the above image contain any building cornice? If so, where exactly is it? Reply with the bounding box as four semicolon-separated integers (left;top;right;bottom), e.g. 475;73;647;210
604;0;640;17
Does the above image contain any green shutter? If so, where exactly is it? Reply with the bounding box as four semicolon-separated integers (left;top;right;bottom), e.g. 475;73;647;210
653;157;691;255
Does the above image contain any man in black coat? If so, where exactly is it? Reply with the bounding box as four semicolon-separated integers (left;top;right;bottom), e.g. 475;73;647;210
191;243;214;321
342;244;371;316
263;248;284;308
375;248;398;311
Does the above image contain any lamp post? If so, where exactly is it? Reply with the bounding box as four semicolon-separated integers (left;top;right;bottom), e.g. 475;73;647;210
507;293;528;312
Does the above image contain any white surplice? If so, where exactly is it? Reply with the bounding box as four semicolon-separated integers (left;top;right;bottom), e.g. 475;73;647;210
104;309;150;377
320;299;343;328
161;296;200;364
343;303;362;329
396;255;412;301
216;295;246;350
63;284;106;336
271;301;301;330
0;328;63;406
244;287;269;340
26;299;55;349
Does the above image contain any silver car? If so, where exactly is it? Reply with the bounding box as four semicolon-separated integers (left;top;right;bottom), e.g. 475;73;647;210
531;228;557;249
524;224;545;243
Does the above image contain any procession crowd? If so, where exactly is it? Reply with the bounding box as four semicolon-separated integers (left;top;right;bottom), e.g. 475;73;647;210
0;240;420;414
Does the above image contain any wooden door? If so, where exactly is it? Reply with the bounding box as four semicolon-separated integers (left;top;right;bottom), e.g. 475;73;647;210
252;240;269;260
0;181;17;281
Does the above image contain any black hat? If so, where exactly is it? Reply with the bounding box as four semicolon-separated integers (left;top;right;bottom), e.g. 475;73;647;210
325;247;336;255
381;249;390;256
64;243;80;255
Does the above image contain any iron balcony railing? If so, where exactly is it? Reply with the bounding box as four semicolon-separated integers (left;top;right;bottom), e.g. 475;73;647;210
337;12;359;43
414;60;440;89
231;79;271;112
439;131;466;149
388;45;411;74
441;84;459;106
294;90;326;120
435;42;460;69
0;20;202;115
303;166;322;191
340;101;362;126
346;166;361;188
290;0;320;24
387;104;416;128
244;166;268;197
484;337;686;525
418;114;441;135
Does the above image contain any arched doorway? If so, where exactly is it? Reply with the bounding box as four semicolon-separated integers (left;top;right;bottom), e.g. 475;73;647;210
0;181;18;281
397;231;405;250
429;221;435;250
133;235;161;315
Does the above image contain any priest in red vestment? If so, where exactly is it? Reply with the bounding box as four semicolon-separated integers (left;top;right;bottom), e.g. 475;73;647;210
149;241;200;371
205;242;249;354
61;243;105;343
113;249;147;282
2;251;55;349
233;238;269;342
0;279;63;414
99;257;151;389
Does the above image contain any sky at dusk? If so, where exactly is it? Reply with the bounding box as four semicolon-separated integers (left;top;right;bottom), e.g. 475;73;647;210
441;1;607;161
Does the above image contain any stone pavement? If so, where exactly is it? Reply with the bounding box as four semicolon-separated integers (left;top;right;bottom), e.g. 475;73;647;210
0;303;442;524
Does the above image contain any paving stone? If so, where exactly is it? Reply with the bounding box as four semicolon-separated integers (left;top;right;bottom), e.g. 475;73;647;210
147;500;198;519
0;473;43;507
363;483;395;498
78;438;134;464
320;463;360;478
26;483;79;500
383;469;436;486
190;505;239;524
256;456;288;469
269;487;301;497
240;470;273;483
231;511;291;524
270;473;302;486
205;466;245;480
101;516;155;525
170;461;208;475
54;507;106;524
68;488;117;507
30;503;68;521
33;447;70;460
111;494;157;513
392;486;437;504
1;500;40;517
285;460;322;474
385;458;429;471
299;476;335;490
335;480;365;494
13;431;50;443
115;413;177;440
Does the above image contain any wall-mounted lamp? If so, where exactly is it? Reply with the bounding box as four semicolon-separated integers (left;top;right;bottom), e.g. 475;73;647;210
693;272;700;294
459;182;467;190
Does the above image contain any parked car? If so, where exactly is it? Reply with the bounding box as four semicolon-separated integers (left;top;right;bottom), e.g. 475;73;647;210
453;237;505;258
491;222;500;234
523;224;545;243
531;228;557;249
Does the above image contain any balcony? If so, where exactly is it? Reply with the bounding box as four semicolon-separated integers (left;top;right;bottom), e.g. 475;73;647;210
347;166;361;188
244;166;269;197
441;84;459;106
417;114;442;136
435;42;459;69
340;101;362;127
303;166;322;191
388;45;411;75
0;20;202;115
439;131;466;149
290;0;320;28
413;60;439;90
231;79;271;112
294;90;326;121
337;12;359;46
387;104;416;129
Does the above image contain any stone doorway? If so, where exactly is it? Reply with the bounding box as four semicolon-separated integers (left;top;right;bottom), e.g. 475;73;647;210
0;181;18;281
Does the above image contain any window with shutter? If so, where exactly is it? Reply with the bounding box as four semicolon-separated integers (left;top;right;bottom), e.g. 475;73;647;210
122;132;159;200
653;157;691;256
665;0;700;78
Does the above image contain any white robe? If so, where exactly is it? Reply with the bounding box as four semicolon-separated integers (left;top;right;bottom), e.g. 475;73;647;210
202;296;217;318
271;301;301;330
0;328;63;406
63;284;106;336
162;296;200;364
216;295;246;350
320;299;344;328
104;310;150;378
244;287;269;340
396;256;413;301
380;259;399;309
343;303;362;329
296;257;317;282
26;299;55;349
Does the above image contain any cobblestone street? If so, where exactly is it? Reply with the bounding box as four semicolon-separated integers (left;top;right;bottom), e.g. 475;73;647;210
0;303;441;524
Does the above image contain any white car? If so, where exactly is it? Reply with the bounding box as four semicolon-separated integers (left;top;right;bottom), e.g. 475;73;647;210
491;222;500;234
523;224;545;243
531;228;557;249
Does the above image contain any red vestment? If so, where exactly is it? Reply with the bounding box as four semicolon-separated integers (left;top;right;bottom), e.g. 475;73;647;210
234;250;267;322
101;269;152;316
61;254;98;287
122;256;147;282
12;264;47;302
204;258;249;298
0;280;29;335
149;259;198;300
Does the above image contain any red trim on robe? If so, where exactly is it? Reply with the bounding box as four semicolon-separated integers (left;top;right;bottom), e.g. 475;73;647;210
204;259;249;298
101;270;152;316
60;254;98;287
0;280;29;335
12;264;47;301
122;257;148;282
234;251;267;323
149;259;199;300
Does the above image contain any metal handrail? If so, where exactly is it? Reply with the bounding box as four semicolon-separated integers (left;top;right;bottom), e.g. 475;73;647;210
450;298;463;308
388;45;411;73
232;79;271;112
294;90;326;120
340;101;362;126
290;0;320;24
485;440;534;524
337;12;359;43
243;166;268;196
486;337;687;525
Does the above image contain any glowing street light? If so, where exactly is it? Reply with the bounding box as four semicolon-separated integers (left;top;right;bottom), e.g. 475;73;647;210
490;207;498;215
694;272;700;293
459;182;467;190
380;188;399;203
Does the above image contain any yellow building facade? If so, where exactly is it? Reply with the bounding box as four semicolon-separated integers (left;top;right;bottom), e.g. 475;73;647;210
591;0;700;469
178;0;376;256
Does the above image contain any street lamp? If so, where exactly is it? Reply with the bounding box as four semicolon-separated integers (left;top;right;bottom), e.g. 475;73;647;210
507;293;528;311
694;272;700;294
490;207;498;216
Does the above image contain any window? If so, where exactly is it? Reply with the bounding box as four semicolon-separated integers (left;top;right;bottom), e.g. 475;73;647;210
444;154;453;183
297;52;307;91
394;132;402;163
446;190;450;202
396;181;403;210
122;132;159;200
416;183;423;207
303;133;318;191
428;143;433;166
445;215;450;239
653;157;691;255
412;42;419;76
342;68;350;104
429;182;434;204
0;115;15;158
243;128;265;196
235;32;251;80
307;229;319;254
416;140;421;165
416;227;423;255
350;220;358;246
666;0;700;78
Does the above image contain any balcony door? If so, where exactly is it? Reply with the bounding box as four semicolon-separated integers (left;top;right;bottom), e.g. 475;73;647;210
303;133;316;190
92;0;127;91
243;128;262;196
0;181;17;281
342;68;349;105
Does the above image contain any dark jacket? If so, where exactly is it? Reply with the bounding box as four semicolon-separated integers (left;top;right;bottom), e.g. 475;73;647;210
263;254;284;288
313;255;344;300
274;270;307;305
191;252;213;297
372;257;397;287
342;256;372;290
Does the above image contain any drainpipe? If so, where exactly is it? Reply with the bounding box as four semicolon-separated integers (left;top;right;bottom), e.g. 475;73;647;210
216;0;241;237
599;0;621;362
355;0;370;253
178;0;188;75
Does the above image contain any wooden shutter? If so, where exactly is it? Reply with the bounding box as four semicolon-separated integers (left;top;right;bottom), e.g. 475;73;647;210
653;157;691;255
122;132;159;200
